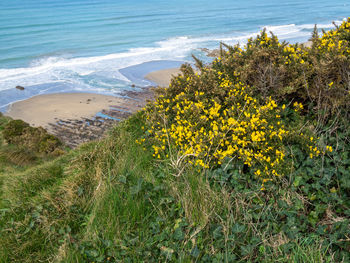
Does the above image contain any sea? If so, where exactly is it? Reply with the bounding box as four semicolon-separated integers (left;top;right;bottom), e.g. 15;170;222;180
0;0;349;111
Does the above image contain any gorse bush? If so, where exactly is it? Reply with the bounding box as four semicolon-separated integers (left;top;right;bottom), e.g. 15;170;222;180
142;20;350;186
214;19;350;121
307;20;350;124
145;74;328;187
215;30;310;101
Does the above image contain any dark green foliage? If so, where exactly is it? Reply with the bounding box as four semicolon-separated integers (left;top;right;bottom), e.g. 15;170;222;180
3;119;63;155
2;119;29;143
0;116;65;170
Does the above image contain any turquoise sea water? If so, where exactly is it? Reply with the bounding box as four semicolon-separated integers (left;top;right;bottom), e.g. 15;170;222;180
0;0;349;110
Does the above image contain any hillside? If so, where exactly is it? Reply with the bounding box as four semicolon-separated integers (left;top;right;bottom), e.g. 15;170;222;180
0;20;350;262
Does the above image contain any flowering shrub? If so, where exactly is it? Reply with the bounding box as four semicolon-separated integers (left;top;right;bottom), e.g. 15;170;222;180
317;19;350;55
307;18;350;120
144;71;326;187
214;19;350;120
142;19;350;188
213;29;310;101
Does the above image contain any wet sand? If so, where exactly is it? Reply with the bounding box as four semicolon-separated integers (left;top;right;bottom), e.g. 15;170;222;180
144;68;181;87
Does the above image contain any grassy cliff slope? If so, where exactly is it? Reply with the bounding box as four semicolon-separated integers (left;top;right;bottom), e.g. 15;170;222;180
1;19;350;262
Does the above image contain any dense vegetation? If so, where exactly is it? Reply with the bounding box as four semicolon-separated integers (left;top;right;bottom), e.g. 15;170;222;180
0;113;63;171
0;20;349;262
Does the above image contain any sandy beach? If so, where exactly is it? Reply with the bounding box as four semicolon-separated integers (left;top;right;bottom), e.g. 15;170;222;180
5;93;141;129
145;68;181;87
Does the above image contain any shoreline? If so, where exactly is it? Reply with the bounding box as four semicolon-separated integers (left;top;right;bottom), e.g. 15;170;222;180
0;60;185;113
4;65;180;129
4;65;179;125
4;88;154;147
3;66;178;147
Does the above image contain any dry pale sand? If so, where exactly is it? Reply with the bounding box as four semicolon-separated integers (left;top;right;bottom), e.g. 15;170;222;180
5;93;140;130
144;68;181;87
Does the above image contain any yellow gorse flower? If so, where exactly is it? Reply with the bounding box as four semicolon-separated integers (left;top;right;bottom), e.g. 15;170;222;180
293;101;304;112
318;18;350;56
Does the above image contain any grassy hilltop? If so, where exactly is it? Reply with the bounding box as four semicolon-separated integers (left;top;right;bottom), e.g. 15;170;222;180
0;20;350;262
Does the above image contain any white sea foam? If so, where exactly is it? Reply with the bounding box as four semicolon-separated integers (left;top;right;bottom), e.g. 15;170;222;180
0;20;344;94
0;37;194;91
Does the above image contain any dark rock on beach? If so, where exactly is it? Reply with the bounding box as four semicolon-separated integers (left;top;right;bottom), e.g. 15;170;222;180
16;85;25;90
